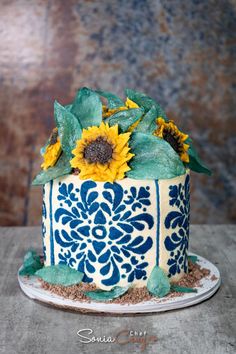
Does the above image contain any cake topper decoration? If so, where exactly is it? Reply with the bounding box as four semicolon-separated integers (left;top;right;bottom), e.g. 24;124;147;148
33;87;211;185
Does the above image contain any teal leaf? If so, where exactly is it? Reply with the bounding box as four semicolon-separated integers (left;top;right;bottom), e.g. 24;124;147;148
32;153;71;186
147;266;170;297
127;132;186;179
171;284;197;293
84;285;130;302
54;101;82;158
96;89;124;109
104;108;144;132
35;264;84;286
125;88;168;119
65;103;73;111
135;105;158;133
188;255;199;264
186;144;212;176
71;87;102;128
19;249;43;276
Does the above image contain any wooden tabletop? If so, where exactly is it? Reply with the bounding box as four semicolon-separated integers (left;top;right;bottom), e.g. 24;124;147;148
0;225;235;354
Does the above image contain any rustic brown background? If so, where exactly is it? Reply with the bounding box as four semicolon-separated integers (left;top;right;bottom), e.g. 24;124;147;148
0;0;235;226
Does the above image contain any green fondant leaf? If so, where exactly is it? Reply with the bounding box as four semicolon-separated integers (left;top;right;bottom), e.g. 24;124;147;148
71;87;102;128
188;255;199;264
186;144;212;176
84;285;130;302
134;105;158;133
19;249;43;276
32;153;71;186
65;103;73;111
171;284;197;293
147;266;170;297
54;101;82;158
127;132;186;179
96;89;124;109
104;108;144;132
125;88;168;119
35;264;84;286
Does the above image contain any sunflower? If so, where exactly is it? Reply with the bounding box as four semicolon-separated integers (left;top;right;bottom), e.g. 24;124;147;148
102;98;139;118
70;122;134;182
102;105;127;118
41;128;62;170
154;117;190;163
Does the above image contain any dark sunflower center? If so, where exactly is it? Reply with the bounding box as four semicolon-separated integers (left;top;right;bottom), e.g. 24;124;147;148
83;137;113;164
163;130;181;153
49;129;58;145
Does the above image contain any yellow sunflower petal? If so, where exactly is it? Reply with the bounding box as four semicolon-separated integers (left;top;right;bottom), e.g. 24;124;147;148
156;117;165;125
125;98;139;109
128;118;142;132
180;151;190;163
41;139;62;170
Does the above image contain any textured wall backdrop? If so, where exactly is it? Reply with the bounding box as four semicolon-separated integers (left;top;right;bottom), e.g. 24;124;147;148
0;0;235;226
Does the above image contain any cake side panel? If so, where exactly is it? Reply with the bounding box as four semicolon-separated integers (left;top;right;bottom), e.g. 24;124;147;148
158;172;190;281
50;176;158;290
42;173;190;289
42;182;52;266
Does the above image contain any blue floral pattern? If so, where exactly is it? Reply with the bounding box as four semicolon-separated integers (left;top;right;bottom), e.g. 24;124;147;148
42;186;47;261
53;181;154;286
164;174;190;277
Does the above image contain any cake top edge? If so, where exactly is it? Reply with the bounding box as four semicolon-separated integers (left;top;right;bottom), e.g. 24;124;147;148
32;87;211;186
43;170;190;186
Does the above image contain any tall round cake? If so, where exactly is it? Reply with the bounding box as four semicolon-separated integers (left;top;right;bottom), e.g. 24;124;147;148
26;88;211;301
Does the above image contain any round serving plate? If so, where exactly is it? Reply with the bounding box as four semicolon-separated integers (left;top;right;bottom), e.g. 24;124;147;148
18;253;220;314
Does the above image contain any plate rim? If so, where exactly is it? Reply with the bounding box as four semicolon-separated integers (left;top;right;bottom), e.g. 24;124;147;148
18;252;221;314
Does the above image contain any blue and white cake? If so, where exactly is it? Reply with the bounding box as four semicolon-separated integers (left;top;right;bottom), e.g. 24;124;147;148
28;88;211;300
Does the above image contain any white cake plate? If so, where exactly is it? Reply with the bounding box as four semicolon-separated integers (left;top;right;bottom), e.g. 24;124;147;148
18;253;220;314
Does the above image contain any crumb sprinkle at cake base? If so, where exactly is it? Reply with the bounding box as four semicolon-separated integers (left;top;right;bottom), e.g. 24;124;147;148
39;261;211;305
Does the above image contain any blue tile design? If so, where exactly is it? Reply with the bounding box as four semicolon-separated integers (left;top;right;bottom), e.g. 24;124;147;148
155;180;160;266
53;180;154;286
49;180;55;265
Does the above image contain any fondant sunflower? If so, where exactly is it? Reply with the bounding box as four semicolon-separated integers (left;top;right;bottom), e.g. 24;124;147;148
70;122;134;182
154;117;190;163
102;105;127;118
102;98;139;118
41;128;62;170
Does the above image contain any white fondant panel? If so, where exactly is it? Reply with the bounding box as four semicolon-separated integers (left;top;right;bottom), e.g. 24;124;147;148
159;172;190;281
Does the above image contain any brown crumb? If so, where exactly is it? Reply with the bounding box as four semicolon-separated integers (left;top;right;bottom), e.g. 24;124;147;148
211;274;218;281
40;280;97;303
173;261;210;289
39;261;212;304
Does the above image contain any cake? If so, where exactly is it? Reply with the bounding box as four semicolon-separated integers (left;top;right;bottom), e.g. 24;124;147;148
21;87;211;302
